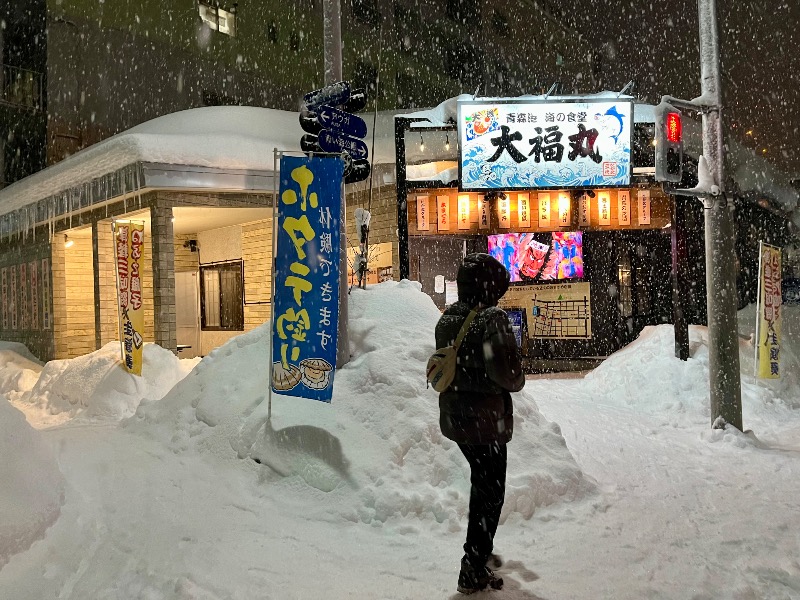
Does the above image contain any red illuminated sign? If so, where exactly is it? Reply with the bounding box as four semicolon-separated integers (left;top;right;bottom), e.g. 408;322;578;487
666;112;682;143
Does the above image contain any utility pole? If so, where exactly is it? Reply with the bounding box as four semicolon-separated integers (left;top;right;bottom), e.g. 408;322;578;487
698;0;743;430
322;0;349;368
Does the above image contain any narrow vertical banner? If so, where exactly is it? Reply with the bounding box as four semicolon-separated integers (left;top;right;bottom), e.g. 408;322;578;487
497;194;511;228
10;266;17;330
41;258;51;330
272;155;344;403
416;195;430;231
19;263;27;330
598;191;611;225
579;193;591;227
437;195;450;231
637;189;651;225
479;196;491;229
29;261;38;330
457;194;471;230
618;190;631;225
755;242;782;379
538;193;551;227
113;221;145;375
517;193;531;227
1;268;7;330
558;192;571;226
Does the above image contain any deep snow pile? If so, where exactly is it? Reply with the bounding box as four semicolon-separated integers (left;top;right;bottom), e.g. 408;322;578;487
126;280;592;526
16;342;198;422
0;345;43;405
0;399;64;570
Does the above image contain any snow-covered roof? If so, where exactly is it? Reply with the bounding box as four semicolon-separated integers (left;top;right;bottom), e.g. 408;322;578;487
0;106;400;221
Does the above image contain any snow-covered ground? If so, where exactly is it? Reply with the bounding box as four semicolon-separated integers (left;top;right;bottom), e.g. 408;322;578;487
1;282;799;599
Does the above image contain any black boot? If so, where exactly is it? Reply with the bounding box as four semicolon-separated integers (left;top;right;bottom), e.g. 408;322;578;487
457;557;504;594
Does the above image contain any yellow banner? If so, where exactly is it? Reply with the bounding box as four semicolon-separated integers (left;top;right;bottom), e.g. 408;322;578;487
113;221;145;375
756;242;782;379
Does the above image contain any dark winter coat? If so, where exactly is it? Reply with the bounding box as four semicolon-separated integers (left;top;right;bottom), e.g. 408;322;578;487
434;253;525;445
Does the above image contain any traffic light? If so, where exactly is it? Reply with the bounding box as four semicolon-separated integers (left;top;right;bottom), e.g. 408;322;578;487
654;102;683;183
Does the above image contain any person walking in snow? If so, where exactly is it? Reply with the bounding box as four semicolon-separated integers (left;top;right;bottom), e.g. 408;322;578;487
434;253;525;594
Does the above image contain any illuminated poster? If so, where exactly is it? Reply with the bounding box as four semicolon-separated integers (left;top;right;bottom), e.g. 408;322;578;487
558;192;571;226
517;193;531;227
271;155;344;403
755;242;782;379
41;258;51;330
29;261;38;330
113;221;145;375
457;194;470;230
458;98;633;190
478;197;491;229
637;190;651;225
618;190;631;225
538;193;551;227
437;195;450;231
579;193;591;226
416;195;430;231
598;191;611;225
497;194;511;228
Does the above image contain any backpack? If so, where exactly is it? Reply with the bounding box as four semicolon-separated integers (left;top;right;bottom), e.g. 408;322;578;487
426;309;478;392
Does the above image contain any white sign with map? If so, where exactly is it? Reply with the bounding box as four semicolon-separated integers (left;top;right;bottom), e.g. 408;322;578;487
500;282;592;339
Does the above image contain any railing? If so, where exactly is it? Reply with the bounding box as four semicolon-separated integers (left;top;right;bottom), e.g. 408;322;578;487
1;64;44;111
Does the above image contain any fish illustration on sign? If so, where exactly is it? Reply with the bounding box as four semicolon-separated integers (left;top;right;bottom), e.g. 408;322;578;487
594;105;626;144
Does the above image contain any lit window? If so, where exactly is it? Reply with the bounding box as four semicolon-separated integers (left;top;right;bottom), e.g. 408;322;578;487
198;2;236;37
201;261;244;331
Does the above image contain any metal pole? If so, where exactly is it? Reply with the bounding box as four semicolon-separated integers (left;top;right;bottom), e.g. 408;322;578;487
268;149;280;422
323;0;349;368
698;0;742;430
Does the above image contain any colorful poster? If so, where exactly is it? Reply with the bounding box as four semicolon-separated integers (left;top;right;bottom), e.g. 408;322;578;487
19;263;27;330
1;268;7;330
271;155;344;403
755;242;782;379
29;261;38;330
416;195;430;231
488;231;583;282
113;221;145;375
41;258;51;330
458;98;633;190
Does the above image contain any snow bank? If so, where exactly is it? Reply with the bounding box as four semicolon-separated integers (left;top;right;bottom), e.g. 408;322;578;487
0;399;64;570
0;346;42;404
18;342;197;421
126;281;592;528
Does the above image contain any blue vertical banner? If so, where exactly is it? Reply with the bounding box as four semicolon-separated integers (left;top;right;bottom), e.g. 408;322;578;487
272;155;344;402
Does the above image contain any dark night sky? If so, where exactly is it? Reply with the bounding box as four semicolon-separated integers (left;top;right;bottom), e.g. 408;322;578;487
569;0;800;176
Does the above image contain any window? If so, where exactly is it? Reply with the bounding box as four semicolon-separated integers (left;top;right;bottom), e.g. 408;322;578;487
198;1;236;37
200;261;244;331
618;252;633;318
267;21;279;44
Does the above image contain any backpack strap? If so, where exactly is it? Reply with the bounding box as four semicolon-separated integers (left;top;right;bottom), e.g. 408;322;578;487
453;309;478;352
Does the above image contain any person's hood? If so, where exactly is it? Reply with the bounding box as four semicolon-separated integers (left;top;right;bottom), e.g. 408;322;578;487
456;253;510;308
